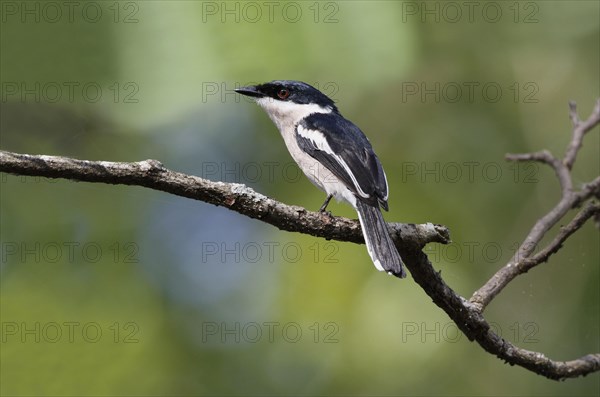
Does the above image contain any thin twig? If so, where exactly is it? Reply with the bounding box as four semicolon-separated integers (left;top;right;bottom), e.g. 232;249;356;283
518;201;599;272
564;99;600;170
505;150;572;195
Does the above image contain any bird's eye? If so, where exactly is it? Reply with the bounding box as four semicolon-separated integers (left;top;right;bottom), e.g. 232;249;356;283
277;89;290;100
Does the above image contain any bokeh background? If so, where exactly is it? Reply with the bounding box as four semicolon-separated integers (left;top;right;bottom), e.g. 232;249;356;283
1;1;599;395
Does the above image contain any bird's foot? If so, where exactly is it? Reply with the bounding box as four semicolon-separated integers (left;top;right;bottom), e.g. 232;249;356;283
319;194;333;213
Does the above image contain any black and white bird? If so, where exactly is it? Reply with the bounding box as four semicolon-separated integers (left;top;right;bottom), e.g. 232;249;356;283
235;80;405;278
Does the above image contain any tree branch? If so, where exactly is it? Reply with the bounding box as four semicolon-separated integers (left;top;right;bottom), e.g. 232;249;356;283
1;100;598;381
472;102;600;312
393;247;600;380
470;177;600;310
0;150;448;249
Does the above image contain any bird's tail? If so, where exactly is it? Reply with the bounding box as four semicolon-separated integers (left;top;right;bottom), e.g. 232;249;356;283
355;200;406;278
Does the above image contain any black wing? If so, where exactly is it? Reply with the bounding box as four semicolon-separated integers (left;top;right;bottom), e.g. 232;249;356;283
295;112;389;209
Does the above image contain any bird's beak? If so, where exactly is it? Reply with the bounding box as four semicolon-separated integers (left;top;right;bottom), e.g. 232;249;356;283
234;85;264;98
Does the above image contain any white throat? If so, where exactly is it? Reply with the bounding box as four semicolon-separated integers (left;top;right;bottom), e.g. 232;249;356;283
255;97;332;132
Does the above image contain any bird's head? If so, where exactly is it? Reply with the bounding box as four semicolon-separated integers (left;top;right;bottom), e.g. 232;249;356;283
235;80;338;128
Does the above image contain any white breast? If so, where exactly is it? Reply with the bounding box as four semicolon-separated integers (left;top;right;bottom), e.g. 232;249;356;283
254;98;357;207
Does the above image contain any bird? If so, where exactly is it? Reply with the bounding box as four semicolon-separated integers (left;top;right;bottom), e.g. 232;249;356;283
235;80;405;278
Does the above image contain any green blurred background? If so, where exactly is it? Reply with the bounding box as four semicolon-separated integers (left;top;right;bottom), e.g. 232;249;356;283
1;0;599;395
